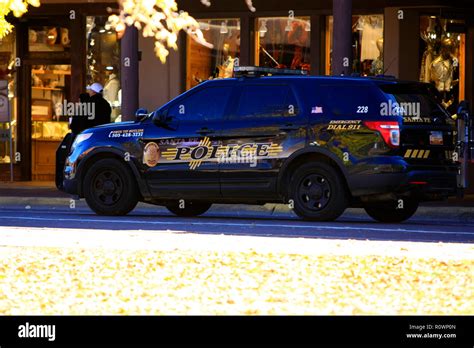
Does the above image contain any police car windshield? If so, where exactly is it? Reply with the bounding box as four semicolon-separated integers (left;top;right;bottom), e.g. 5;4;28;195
379;83;449;119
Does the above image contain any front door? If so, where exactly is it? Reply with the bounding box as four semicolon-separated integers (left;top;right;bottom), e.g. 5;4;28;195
143;83;234;200
219;82;308;199
30;63;71;181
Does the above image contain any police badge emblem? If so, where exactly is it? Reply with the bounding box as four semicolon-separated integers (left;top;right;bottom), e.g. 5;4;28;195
143;142;160;167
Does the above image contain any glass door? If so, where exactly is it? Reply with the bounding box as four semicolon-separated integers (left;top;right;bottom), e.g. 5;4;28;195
30;64;71;181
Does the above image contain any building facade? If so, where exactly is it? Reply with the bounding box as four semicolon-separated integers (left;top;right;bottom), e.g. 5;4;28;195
0;0;473;185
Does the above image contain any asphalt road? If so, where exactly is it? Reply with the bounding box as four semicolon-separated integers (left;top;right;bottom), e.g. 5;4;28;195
0;202;473;244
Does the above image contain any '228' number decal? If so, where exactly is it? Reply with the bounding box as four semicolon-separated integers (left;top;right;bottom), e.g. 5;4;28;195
357;106;368;113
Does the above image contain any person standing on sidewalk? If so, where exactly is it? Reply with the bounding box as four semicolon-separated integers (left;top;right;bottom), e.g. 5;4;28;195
56;82;112;190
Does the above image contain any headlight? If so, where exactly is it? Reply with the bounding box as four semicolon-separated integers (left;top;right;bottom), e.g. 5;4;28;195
71;133;93;152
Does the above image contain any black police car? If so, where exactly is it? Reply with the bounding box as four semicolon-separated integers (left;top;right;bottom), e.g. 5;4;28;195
59;66;465;222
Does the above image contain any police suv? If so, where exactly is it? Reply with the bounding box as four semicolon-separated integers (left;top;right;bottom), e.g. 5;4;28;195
58;66;473;222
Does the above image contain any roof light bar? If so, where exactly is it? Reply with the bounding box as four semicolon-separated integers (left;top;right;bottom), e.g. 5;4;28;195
233;66;309;78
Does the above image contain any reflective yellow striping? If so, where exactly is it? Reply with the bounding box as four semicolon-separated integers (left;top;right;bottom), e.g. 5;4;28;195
411;150;419;158
404;149;412;158
417;150;425;158
423;150;430;159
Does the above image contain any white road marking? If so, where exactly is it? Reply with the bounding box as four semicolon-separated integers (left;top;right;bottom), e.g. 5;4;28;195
0;215;474;235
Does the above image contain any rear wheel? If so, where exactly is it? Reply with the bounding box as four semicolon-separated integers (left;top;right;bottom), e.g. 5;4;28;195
289;162;348;221
364;198;419;223
166;201;212;217
83;158;139;216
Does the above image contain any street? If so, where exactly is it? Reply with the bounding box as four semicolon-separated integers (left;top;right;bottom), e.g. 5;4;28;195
0;200;473;315
0;201;473;244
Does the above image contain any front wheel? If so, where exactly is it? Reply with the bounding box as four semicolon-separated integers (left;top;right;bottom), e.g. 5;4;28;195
83;158;139;216
364;199;419;223
289;162;348;221
166;201;212;217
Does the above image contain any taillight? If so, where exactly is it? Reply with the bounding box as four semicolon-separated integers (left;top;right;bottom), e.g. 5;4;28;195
364;121;400;148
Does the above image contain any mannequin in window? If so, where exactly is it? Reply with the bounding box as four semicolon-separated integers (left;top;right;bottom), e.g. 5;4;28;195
218;43;235;78
430;36;457;109
370;37;384;75
420;18;438;83
103;69;120;121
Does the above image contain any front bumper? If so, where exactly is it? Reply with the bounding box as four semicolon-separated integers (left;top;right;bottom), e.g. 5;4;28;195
62;177;79;195
57;158;79;195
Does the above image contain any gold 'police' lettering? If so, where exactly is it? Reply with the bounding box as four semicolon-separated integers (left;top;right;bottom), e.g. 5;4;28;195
163;137;283;170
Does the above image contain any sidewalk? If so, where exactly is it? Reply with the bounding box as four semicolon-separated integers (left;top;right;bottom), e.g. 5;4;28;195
0;181;70;198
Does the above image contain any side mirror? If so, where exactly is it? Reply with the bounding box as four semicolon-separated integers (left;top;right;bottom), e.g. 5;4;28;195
135;108;148;121
152;110;176;126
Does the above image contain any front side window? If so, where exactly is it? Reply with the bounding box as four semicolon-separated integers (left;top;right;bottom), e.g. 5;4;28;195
168;86;232;122
236;85;299;119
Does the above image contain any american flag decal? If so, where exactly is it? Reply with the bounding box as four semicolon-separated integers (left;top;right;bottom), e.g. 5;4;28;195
312;106;323;114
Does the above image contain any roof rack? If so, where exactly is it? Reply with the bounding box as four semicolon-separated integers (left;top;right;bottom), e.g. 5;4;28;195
233;66;309;78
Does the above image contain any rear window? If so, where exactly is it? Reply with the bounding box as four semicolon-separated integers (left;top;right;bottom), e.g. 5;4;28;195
379;83;449;120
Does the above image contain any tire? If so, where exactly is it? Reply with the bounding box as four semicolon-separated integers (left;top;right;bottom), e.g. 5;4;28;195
83;158;139;216
166;201;212;217
364;199;419;223
289;162;348;221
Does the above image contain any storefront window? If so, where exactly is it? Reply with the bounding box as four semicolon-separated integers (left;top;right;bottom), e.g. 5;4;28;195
326;15;384;76
256;17;311;71
86;16;121;122
186;18;240;89
420;16;465;113
29;26;71;52
30;64;70;180
0;31;17;166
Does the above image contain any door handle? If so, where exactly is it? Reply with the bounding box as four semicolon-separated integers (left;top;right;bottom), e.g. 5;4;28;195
197;128;215;135
279;124;299;132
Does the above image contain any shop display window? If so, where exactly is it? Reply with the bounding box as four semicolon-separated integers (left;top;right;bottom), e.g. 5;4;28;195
186;19;240;89
419;16;465;113
29;26;71;52
31;64;71;141
0;31;17;165
256;17;311;71
86;16;121;122
326;15;384;76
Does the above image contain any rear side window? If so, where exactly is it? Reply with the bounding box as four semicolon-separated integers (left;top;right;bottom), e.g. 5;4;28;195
168;86;232;122
379;83;449;119
235;85;299;119
319;85;381;117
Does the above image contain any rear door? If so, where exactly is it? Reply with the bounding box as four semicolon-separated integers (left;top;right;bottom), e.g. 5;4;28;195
219;80;307;199
379;83;456;165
